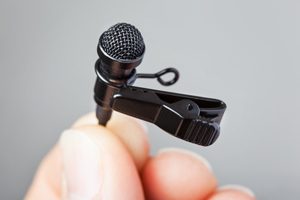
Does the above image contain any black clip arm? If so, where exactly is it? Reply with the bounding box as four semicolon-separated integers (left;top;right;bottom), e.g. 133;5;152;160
112;86;226;146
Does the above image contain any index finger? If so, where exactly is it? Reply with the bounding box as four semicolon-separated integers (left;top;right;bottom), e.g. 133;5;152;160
72;112;149;170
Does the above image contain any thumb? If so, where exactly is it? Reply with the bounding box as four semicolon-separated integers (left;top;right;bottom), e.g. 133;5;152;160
26;125;144;200
60;129;102;199
60;126;144;200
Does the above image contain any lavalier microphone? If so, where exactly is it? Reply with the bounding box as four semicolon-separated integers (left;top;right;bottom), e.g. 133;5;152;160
94;23;226;146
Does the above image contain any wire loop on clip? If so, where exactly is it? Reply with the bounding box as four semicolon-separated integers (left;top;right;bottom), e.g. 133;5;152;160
136;67;179;86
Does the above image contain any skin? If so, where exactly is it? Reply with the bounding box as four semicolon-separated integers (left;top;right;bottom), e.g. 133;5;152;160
25;112;255;200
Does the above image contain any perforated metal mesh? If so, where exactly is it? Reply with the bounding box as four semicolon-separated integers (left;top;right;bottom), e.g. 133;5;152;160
100;23;145;60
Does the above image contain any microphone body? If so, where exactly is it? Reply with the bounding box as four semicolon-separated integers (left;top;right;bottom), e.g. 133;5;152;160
94;23;145;125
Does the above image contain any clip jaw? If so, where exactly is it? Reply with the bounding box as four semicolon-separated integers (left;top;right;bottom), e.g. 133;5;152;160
94;65;226;146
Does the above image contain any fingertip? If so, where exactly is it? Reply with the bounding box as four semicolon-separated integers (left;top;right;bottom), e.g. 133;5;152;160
219;185;255;198
142;148;217;200
26;118;146;200
71;112;98;128
59;126;145;200
59;129;103;199
158;147;213;172
109;111;149;133
72;112;150;171
208;185;256;200
107;112;150;170
25;146;62;200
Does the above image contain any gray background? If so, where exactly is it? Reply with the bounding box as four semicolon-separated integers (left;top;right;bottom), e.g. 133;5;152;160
0;0;299;199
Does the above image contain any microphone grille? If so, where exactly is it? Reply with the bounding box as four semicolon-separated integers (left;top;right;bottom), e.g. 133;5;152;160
100;23;145;60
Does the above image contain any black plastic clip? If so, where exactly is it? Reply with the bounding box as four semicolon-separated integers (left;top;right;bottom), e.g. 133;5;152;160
110;84;226;146
94;65;226;146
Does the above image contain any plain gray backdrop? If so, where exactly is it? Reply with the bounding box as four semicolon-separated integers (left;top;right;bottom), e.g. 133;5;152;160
0;0;299;199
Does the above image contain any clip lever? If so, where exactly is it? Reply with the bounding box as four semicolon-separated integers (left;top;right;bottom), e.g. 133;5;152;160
111;86;226;146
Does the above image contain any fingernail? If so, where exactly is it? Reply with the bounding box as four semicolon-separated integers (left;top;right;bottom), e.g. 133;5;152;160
219;185;255;197
60;129;103;200
158;148;213;172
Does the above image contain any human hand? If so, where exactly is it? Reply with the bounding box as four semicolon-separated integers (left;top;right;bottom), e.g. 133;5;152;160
25;112;255;200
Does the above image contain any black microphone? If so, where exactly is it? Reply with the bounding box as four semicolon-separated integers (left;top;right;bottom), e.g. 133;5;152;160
94;22;226;146
94;23;145;125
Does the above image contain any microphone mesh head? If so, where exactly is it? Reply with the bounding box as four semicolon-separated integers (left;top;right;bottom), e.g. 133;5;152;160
100;23;145;60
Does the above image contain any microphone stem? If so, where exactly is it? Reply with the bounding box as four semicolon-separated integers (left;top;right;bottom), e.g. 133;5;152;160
96;105;112;126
